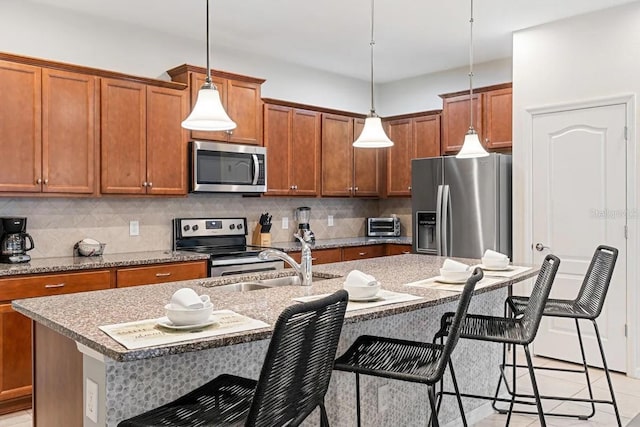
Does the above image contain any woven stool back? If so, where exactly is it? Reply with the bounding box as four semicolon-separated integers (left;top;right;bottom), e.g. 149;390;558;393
246;289;348;427
574;245;618;319
520;254;561;344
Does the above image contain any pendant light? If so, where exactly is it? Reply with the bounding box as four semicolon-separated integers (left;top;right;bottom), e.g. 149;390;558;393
353;0;393;148
456;0;489;159
181;0;236;131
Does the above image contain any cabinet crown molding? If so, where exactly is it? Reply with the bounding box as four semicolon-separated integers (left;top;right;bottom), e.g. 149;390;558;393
439;82;512;99
167;64;265;84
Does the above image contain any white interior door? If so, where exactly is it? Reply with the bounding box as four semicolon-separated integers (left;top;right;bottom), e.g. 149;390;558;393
531;103;627;372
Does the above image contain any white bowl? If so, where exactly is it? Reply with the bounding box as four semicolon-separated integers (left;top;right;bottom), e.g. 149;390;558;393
439;269;472;282
344;282;381;299
481;257;510;269
165;303;213;326
77;240;106;256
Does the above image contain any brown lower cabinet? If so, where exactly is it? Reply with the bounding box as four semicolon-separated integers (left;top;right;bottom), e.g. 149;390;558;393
342;244;387;261
0;259;208;415
288;243;411;266
386;244;413;256
289;247;342;265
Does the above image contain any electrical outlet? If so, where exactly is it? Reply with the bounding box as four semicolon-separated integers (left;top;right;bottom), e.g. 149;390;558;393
282;217;289;230
129;220;139;236
328;215;334;227
86;378;98;423
377;384;390;413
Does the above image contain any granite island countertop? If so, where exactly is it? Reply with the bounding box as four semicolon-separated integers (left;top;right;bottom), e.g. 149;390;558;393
0;250;210;277
12;254;537;362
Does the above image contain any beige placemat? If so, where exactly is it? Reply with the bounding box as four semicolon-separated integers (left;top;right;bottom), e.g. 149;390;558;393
99;310;269;350
475;265;533;278
293;290;423;312
404;276;502;292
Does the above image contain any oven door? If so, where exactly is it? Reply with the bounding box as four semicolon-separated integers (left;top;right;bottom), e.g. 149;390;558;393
210;260;284;277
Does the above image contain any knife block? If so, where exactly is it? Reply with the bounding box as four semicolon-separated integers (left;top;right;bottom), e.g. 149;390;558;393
252;226;271;247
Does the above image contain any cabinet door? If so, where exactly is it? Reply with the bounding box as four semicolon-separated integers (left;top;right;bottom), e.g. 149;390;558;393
42;69;96;194
483;88;512;150
116;261;208;287
290;108;321;196
385;244;412;256
321;114;353;197
0;61;41;193
289;248;342;265
414;114;441;159
146;86;188;195
353;118;381;197
441;93;482;155
189;73;229;142
100;78;147;194
263;104;292;195
0;304;32;408
227;79;262;146
385;118;413;197
342;244;386;261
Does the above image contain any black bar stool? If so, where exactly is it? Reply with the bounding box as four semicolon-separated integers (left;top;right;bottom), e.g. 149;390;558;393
333;268;484;427
118;290;349;427
502;245;621;425
435;254;561;427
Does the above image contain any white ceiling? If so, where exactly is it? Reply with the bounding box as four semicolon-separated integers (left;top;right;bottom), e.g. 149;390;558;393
27;0;637;83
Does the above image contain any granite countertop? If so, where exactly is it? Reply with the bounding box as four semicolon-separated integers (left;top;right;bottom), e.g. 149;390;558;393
12;254;537;362
0;251;210;277
275;236;412;252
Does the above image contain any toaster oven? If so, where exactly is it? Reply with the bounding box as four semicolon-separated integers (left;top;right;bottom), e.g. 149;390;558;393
366;217;401;237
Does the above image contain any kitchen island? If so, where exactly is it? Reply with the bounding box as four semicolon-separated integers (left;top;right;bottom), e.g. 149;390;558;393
13;254;537;427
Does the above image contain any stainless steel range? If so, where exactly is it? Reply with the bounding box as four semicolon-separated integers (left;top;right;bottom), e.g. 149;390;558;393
172;217;284;277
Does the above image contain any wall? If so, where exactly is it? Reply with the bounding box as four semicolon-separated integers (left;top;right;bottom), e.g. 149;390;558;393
512;2;640;376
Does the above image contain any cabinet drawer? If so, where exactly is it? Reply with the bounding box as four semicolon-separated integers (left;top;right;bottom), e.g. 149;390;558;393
386;244;412;256
0;270;112;302
342;244;386;261
116;261;208;288
290;248;342;265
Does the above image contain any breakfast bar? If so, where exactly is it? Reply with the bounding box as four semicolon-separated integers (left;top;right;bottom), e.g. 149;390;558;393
13;254;537;427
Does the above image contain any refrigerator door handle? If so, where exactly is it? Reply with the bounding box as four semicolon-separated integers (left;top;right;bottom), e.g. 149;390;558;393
436;185;444;255
442;185;451;256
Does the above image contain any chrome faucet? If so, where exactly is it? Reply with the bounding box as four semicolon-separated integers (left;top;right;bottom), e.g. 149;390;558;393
258;235;313;286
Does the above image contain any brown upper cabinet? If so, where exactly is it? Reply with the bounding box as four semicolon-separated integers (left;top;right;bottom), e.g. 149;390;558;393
0;61;97;194
263;103;321;196
440;83;512;155
100;78;188;195
321;113;380;197
384;111;441;197
167;64;265;146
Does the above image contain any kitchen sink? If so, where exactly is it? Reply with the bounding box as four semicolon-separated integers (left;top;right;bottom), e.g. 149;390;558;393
214;275;327;292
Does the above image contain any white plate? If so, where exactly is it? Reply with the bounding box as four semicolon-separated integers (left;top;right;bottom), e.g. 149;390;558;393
348;295;384;302
156;316;218;331
479;264;512;271
434;276;467;284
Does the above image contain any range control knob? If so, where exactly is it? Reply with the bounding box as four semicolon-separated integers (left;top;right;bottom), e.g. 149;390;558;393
230;224;236;230
192;225;199;231
183;225;190;232
237;223;243;230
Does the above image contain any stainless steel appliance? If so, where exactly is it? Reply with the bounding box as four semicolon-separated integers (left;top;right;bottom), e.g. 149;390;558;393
173;217;283;277
0;217;35;263
412;153;512;258
366;217;401;237
294;207;315;243
190;141;267;193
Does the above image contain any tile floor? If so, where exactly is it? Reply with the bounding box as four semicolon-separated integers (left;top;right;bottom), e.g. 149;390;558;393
0;350;638;426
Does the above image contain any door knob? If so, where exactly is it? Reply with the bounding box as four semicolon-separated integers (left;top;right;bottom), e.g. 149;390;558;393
534;243;550;252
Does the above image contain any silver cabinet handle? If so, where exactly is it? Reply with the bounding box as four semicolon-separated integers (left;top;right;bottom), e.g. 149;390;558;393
402;251;410;254
354;187;359;191
142;182;148;187
348;187;353;191
311;257;318;261
36;178;42;184
359;252;367;256
408;186;412;190
45;283;65;289
535;243;550;252
155;272;172;277
44;179;48;184
148;182;153;187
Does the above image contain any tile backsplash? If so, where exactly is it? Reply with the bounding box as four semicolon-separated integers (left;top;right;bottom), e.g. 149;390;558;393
0;196;411;259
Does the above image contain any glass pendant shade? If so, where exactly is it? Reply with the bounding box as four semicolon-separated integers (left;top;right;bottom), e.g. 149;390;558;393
456;128;489;158
181;83;237;131
353;116;393;148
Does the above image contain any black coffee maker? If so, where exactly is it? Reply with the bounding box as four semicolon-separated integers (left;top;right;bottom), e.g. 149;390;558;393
0;217;34;263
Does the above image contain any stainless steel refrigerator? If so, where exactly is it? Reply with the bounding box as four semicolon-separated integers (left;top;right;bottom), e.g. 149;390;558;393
412;153;512;259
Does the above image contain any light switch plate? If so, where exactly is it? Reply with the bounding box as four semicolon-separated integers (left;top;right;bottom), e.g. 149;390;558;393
86;378;98;423
129;220;139;236
282;217;288;230
328;215;334;227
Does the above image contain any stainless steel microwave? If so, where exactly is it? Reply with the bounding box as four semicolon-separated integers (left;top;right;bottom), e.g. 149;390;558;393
366;217;401;237
190;141;267;193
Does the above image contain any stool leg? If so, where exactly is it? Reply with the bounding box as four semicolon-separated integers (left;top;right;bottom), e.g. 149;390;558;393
574;318;596;419
524;344;546;427
355;373;362;427
449;360;468;427
428;384;440;427
593;320;622;427
320;401;330;427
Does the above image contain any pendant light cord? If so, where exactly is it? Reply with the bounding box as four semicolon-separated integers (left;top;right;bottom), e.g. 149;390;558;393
369;0;376;116
206;0;212;85
468;0;474;131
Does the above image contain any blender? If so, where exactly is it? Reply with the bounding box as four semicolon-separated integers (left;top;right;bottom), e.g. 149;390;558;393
294;207;315;243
